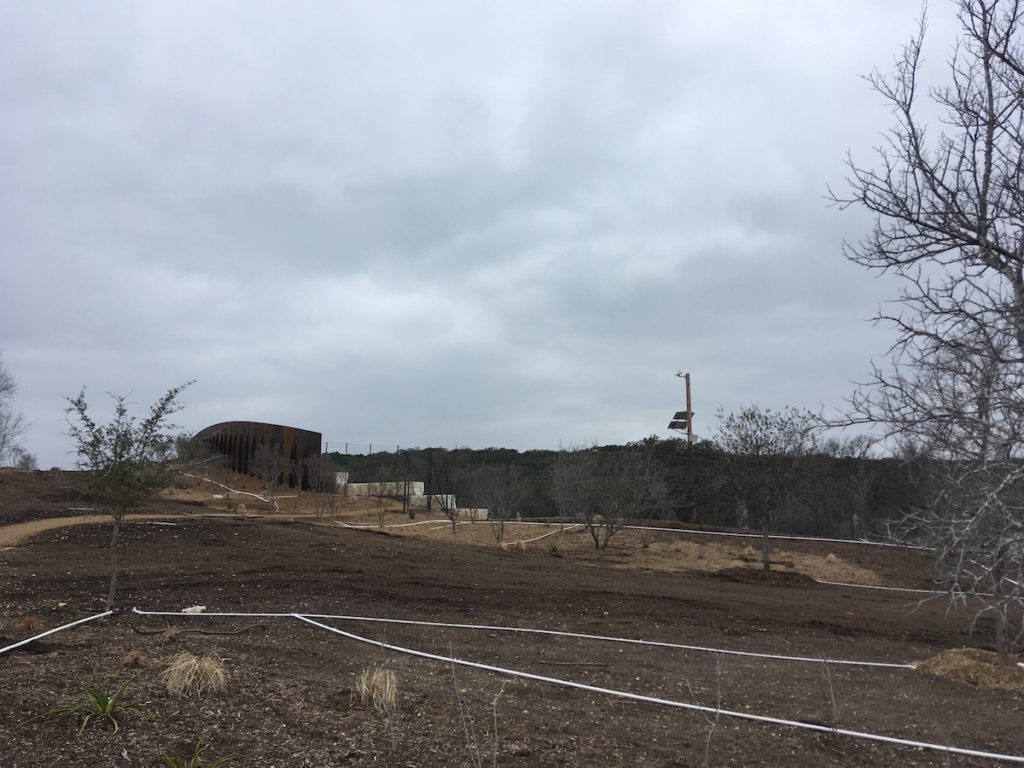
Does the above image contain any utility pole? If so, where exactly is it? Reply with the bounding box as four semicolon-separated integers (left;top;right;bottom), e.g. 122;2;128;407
668;371;694;445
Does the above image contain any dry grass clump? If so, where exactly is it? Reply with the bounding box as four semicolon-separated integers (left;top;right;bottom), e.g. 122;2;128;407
12;615;44;636
353;665;398;714
122;648;145;669
916;647;1024;693
163;652;227;696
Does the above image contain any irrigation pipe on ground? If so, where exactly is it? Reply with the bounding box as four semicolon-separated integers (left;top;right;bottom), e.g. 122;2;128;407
0;610;113;656
817;580;947;596
293;614;1024;765
337;515;925;550
512;523;583;546
131;607;912;669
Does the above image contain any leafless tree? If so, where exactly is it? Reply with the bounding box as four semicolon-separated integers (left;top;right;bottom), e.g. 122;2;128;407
370;462;404;528
251;442;290;512
550;444;593;531
11;447;38;470
0;354;29;465
476;464;523;544
683;651;724;768
830;0;1024;661
714;404;817;570
65;382;192;608
429;449;463;533
306;454;339;521
550;444;666;550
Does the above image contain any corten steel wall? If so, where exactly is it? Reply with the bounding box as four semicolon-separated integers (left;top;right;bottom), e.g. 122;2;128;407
195;421;322;488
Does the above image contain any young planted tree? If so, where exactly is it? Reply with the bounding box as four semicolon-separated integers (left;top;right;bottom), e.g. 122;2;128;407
831;0;1024;661
306;454;340;521
550;445;598;534
65;382;192;609
251;442;290;512
590;444;667;549
0;353;29;466
476;463;523;544
714;405;816;570
550;444;666;550
371;462;401;528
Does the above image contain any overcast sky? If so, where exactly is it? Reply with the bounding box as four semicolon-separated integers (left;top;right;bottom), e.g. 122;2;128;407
1;2;963;469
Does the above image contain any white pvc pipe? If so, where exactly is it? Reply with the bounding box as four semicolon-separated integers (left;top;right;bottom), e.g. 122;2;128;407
334;515;924;550
131;607;912;669
0;610;113;655
816;580;947;596
495;520;925;549
293;614;1024;765
513;524;583;545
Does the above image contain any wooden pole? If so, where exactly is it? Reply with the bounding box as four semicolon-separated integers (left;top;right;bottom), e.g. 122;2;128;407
685;373;693;445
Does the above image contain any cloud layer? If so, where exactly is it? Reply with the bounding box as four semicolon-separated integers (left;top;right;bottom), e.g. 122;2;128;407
0;1;959;467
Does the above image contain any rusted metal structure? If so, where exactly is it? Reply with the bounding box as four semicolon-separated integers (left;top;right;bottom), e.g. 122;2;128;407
195;421;322;488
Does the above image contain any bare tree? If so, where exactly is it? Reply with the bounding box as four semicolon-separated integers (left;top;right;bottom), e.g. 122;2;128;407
370;462;403;528
0;354;29;465
65;382;192;608
550;445;598;535
476;464;523;545
429;448;462;533
550;444;592;531
11;446;38;471
251;442;290;512
714;405;816;570
550;444;666;550
831;0;1024;661
306;454;339;521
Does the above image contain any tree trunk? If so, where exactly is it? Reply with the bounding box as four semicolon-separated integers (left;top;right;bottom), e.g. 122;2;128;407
106;512;122;609
994;547;1011;665
761;529;771;572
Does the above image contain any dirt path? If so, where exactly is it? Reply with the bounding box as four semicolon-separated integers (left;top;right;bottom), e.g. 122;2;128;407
0;513;189;547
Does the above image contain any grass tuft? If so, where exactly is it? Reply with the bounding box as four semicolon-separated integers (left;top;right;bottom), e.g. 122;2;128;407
156;740;235;768
353;665;398;714
122;648;145;669
163;652;227;697
13;615;44;636
38;673;148;734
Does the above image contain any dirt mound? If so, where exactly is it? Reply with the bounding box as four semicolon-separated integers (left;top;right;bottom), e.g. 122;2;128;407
708;567;818;587
916;647;1024;693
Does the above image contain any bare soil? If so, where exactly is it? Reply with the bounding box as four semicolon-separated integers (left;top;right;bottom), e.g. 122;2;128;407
1;469;1022;767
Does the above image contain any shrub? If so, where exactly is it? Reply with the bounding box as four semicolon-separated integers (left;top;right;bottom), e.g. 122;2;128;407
163;652;227;697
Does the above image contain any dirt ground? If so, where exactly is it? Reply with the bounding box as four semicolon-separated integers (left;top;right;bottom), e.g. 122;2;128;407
1;469;1022;767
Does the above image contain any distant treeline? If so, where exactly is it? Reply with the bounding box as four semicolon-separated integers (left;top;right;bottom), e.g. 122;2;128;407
325;437;924;540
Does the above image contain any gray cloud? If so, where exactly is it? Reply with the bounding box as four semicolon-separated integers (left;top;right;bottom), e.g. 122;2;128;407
0;1;960;467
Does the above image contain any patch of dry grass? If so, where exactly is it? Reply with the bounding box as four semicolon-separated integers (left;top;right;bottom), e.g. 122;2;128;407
916;647;1024;693
12;614;43;636
353;665;398;714
163;652;227;696
122;648;145;669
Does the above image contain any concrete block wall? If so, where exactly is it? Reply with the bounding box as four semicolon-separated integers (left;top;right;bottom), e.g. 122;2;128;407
344;481;425;497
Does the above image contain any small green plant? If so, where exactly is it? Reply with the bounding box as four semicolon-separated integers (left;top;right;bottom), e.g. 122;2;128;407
40;673;148;734
156;740;235;767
